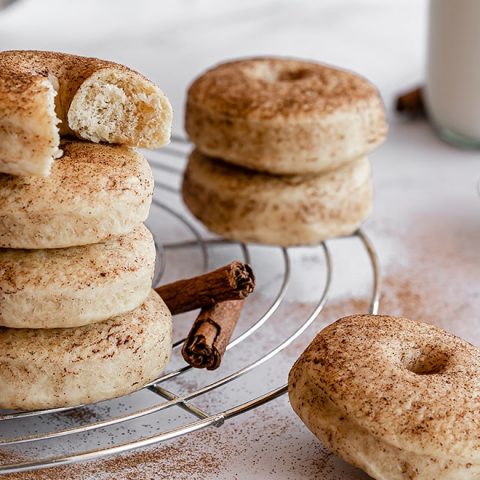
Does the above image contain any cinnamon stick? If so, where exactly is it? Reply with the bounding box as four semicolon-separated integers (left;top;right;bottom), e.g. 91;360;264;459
156;261;255;315
182;300;244;370
395;86;425;116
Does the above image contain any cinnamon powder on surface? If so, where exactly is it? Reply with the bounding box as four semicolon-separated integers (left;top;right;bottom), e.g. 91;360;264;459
5;211;478;479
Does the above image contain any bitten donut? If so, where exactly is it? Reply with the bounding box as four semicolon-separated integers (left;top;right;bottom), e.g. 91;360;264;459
0;291;172;410
182;149;372;246
289;315;480;480
0;224;155;329
0;140;154;249
0;50;172;176
186;57;387;175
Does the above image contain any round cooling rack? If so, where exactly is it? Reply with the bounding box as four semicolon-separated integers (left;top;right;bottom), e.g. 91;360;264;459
0;136;382;475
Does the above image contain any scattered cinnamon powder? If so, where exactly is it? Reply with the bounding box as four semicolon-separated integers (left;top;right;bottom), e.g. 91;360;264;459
3;436;221;480
51;405;106;424
4;209;478;479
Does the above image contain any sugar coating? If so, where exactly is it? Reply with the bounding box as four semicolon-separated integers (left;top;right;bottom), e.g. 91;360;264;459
0;140;154;248
289;315;480;479
186;57;387;175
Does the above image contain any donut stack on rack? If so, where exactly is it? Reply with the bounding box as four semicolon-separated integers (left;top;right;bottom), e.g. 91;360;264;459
183;57;387;246
0;51;173;411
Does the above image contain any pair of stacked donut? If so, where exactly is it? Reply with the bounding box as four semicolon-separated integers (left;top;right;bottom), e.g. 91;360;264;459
0;51;173;411
182;58;387;246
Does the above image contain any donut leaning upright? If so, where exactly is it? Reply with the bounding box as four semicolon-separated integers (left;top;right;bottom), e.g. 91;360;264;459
289;315;480;479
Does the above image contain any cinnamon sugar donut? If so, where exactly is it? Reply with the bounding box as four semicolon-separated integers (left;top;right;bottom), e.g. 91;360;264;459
186;57;387;175
0;290;172;410
182;149;372;246
0;225;155;329
0;50;172;176
0;140;154;249
289;315;480;480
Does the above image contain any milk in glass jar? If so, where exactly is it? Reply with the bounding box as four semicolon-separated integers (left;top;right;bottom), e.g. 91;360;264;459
426;0;480;147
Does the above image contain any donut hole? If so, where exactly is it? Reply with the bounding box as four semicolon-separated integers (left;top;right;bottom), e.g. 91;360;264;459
67;69;171;147
403;346;450;375
277;68;312;82
248;63;313;83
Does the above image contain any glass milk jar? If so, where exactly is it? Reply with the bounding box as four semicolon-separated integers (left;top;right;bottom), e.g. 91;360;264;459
426;0;480;147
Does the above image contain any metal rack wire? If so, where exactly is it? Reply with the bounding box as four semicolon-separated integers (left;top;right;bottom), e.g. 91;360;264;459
0;136;382;475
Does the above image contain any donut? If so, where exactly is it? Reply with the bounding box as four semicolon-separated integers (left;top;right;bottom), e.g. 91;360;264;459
0;140;154;249
182;149;372;246
288;315;480;480
0;290;172;410
0;50;172;176
0;224;155;329
185;57;387;175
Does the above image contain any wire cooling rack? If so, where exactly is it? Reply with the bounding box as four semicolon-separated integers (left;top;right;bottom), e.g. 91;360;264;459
0;136;381;475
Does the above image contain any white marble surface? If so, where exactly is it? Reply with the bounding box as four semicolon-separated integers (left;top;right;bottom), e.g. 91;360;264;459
2;1;480;479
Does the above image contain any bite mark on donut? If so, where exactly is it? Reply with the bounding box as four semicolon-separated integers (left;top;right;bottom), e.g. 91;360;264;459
67;69;171;148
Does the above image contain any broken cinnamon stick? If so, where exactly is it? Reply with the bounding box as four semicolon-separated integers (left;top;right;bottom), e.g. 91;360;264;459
156;261;255;315
395;86;425;116
182;300;244;370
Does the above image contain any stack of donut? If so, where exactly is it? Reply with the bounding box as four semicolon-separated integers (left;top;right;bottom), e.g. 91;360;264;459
183;57;387;246
0;51;173;411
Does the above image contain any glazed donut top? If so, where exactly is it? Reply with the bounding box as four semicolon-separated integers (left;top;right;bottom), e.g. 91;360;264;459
291;315;480;461
187;57;383;121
